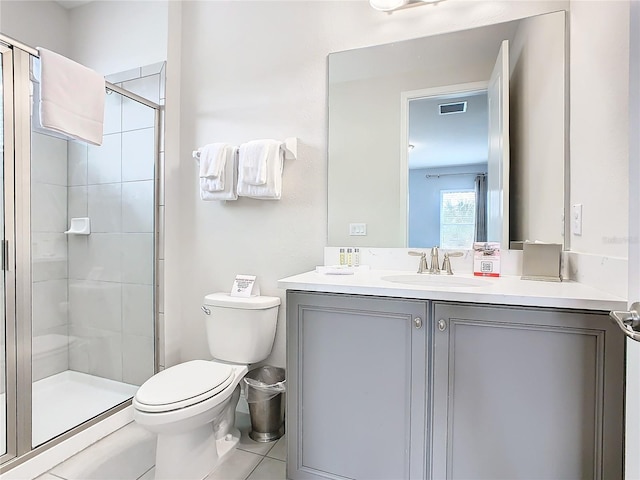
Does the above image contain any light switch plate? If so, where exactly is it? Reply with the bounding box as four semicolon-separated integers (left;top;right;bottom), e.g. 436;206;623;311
349;223;367;236
572;204;582;236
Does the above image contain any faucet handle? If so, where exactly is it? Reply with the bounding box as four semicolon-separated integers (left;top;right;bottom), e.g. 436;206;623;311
442;251;464;275
408;250;428;273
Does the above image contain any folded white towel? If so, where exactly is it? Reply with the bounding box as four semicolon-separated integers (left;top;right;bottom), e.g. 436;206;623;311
200;148;238;201
199;143;232;192
37;48;105;146
237;141;284;200
239;140;280;186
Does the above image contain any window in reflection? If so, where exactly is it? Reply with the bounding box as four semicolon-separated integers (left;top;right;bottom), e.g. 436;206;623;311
440;190;476;249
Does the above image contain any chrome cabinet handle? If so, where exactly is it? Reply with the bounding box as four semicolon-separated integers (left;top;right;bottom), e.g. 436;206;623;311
438;319;447;331
414;317;423;329
201;306;211;315
610;302;640;341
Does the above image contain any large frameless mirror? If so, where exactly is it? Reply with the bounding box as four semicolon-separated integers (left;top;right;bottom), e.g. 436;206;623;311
327;10;566;250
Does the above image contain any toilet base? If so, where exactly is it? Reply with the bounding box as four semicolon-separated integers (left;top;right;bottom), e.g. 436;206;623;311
154;425;240;480
215;427;241;461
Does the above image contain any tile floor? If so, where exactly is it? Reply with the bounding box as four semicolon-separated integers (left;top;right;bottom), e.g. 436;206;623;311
34;412;286;480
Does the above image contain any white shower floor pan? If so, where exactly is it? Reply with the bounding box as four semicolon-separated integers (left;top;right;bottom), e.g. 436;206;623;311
0;370;138;453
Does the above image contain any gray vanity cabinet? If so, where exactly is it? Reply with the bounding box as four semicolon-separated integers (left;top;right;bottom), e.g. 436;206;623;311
286;291;429;480
286;292;625;480
430;302;624;480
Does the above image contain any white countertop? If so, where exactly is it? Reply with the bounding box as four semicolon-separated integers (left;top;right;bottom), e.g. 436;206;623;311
278;269;627;312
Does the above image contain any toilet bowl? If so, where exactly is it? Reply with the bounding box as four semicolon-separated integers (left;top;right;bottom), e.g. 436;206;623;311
134;360;248;480
133;293;280;480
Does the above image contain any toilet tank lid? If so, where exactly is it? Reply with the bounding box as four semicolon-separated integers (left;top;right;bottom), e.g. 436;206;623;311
203;292;281;310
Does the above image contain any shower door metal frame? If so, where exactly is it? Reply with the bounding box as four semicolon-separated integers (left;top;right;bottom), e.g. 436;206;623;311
0;42;18;467
13;46;33;459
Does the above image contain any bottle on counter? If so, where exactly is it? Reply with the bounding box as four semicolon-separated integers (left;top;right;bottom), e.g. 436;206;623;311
347;248;353;266
339;248;346;266
354;248;360;267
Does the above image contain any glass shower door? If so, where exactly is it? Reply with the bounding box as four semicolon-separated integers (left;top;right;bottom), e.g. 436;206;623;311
0;40;159;468
29;76;157;447
0;42;159;464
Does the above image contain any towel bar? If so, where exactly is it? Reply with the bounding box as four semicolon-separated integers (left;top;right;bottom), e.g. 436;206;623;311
193;137;298;161
193;146;238;160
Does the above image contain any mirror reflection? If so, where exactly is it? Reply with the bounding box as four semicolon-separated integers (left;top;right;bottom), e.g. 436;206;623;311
408;89;489;248
327;11;566;249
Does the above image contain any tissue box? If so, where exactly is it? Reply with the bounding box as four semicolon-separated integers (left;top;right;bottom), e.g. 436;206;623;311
521;243;562;282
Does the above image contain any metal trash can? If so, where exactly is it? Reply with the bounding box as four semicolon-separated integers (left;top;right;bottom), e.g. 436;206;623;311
244;366;286;442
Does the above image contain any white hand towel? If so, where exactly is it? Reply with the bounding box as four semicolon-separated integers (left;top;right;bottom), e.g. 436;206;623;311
200;148;238;201
238;140;280;186
199;143;231;192
37;48;105;146
237;141;284;200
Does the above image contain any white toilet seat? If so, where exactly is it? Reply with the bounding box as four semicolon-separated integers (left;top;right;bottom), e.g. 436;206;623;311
134;360;235;413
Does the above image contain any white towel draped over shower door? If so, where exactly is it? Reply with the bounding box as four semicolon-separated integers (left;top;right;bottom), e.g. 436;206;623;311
37;48;106;146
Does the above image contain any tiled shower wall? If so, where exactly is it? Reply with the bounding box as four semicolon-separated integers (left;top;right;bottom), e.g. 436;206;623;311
31;132;69;382
31;63;165;386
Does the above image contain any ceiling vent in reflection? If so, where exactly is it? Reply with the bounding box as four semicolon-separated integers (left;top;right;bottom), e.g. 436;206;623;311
439;101;467;115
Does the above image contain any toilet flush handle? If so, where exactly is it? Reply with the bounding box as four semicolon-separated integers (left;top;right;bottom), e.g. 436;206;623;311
201;306;211;315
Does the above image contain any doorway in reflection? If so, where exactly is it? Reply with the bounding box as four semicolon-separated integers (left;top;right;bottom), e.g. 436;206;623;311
407;90;488;249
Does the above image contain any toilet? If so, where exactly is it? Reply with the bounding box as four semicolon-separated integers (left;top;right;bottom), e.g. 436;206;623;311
133;292;280;480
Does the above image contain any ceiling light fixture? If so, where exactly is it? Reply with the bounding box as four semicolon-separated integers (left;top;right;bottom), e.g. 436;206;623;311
369;0;441;13
369;0;408;11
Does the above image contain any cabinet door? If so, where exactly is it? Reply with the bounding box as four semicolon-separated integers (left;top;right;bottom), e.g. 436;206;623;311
287;292;428;480
431;303;624;480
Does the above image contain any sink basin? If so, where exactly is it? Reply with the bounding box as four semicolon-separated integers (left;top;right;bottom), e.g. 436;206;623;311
381;274;490;288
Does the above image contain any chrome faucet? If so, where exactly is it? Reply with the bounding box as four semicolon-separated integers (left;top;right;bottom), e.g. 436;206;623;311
408;251;429;273
429;247;440;274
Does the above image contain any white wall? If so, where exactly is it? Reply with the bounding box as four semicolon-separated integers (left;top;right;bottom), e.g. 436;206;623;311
570;0;629;258
0;1;167;76
166;0;572;367
68;0;168;75
0;0;71;56
163;0;182;368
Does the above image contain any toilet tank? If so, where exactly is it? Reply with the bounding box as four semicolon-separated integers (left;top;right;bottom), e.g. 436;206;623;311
203;293;280;364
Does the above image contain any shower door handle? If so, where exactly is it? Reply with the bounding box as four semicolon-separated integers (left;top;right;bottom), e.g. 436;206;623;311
1;239;8;271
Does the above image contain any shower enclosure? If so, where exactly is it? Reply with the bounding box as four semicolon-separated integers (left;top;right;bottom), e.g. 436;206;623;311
0;35;160;467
